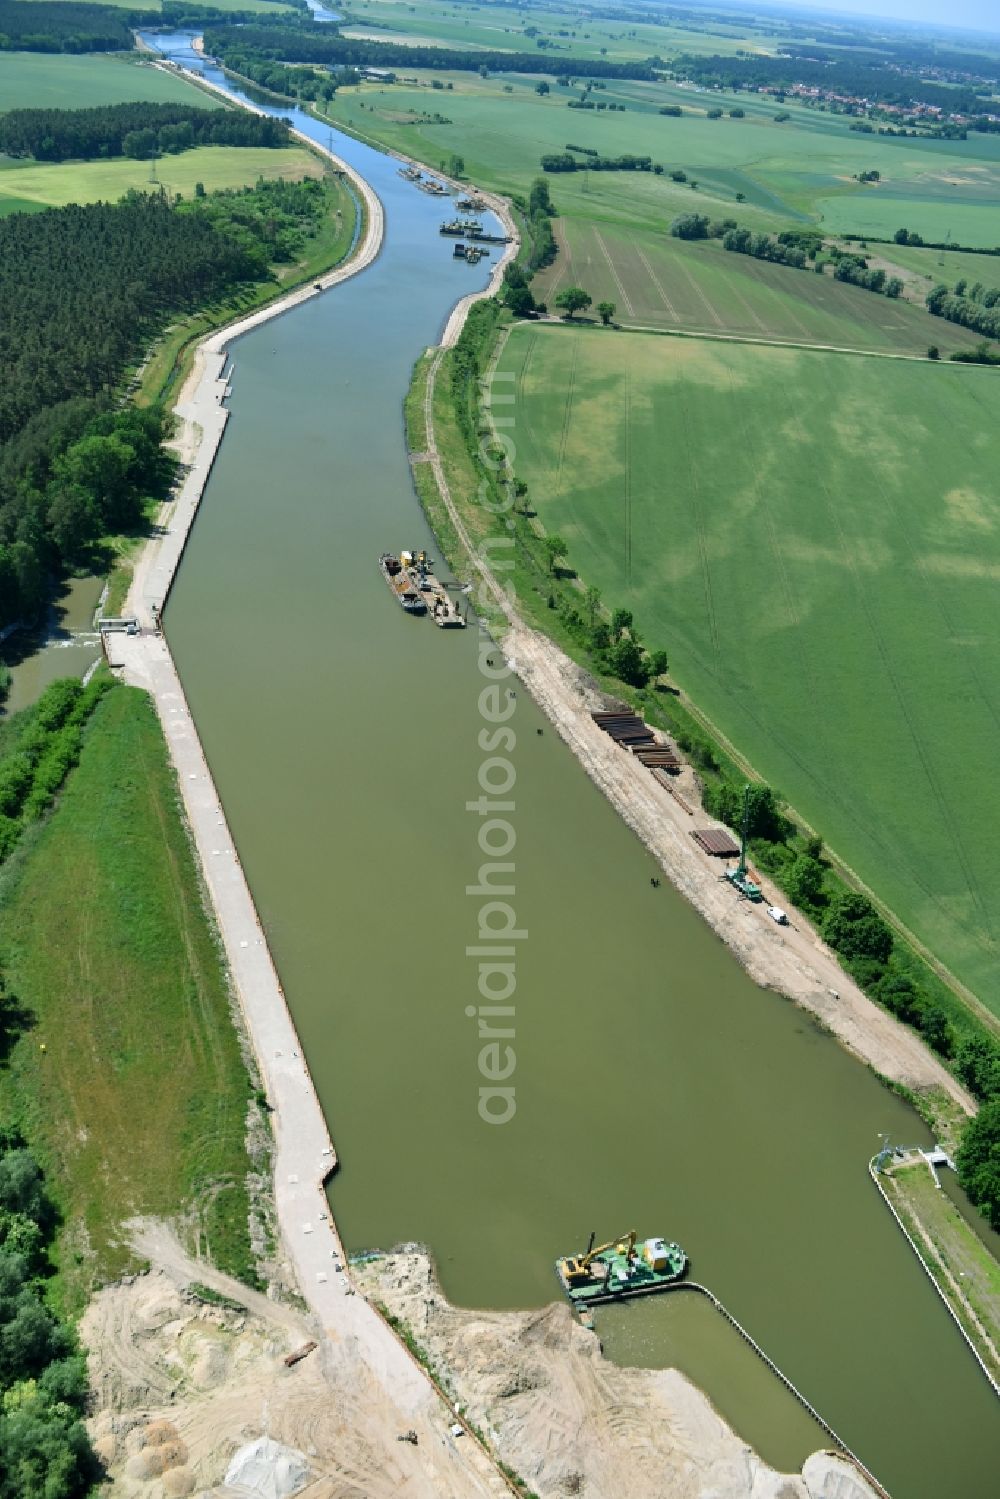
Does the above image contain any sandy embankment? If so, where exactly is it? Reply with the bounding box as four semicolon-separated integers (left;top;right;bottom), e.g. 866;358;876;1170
506;625;974;1108
84;1230;880;1499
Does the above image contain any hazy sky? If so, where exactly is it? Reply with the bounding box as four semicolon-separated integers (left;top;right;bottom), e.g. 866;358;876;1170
740;0;1000;38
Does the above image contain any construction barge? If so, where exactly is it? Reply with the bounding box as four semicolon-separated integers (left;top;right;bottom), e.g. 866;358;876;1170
439;218;511;244
379;550;466;627
379;552;427;614
452;241;489;263
556;1231;687;1307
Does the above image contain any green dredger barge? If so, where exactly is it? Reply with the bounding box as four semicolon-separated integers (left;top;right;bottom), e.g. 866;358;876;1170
556;1231;687;1306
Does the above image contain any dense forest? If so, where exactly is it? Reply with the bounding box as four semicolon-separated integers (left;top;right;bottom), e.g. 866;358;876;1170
0;1127;98;1498
0;0;132;53
0;178;331;625
672;49;994;115
203;23;661;81
0;102;291;163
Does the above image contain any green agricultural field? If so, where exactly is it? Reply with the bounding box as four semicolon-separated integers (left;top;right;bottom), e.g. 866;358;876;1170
0;144;323;214
496;324;1000;1010
0;685;258;1308
816;190;1000;252
341;0;790;62
328;69;1000;245
875;242;1000;294
532;218;986;354
0;51;214;111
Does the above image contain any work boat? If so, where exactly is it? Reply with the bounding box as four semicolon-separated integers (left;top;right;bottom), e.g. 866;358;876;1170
400;549;467;629
379;552;427;614
556;1231;687;1306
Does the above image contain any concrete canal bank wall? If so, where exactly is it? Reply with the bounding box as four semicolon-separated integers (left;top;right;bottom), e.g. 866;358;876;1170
114;128;515;1496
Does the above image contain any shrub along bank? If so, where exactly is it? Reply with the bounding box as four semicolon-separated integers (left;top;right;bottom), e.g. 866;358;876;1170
0;677;111;866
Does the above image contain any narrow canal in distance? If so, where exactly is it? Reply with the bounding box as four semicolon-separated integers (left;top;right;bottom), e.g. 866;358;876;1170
151;35;1000;1496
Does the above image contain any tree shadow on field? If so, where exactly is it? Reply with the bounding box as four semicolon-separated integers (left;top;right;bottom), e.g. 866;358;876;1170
0;982;36;1067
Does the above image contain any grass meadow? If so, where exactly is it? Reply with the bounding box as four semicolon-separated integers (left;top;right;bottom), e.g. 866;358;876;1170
0;51;214;111
0;686;258;1310
532;218;986;354
0;143;323;215
496;324;1000;1010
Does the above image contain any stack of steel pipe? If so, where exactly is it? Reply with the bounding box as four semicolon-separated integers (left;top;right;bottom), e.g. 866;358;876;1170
591;711;681;775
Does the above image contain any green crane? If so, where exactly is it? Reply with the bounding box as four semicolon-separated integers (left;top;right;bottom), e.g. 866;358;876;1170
724;785;763;902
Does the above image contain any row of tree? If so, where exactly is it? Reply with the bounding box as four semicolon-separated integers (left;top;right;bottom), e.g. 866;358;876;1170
0;0;131;53
723;226;811;269
0;1126;99;1497
0;102;292;163
0;678;110;861
704;778;960;1062
669;212;735;241
0;178;331;625
540;151;660;174
202;23;660;81
926;281;1000;341
953;1034;1000;1230
831;253;903;298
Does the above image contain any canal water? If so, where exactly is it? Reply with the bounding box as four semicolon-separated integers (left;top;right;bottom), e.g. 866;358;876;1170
149;34;999;1495
0;575;102;718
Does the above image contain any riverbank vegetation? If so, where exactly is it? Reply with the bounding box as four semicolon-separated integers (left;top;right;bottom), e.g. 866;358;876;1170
0;682;262;1311
0;678;111;867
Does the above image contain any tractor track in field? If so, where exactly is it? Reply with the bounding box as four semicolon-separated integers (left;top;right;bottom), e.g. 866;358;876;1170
725;366;808;643
787;397;991;947
513;328;537;406
855;393;998;949
675;380;721;663
635;244;677;318
555;336;581;486
594;227;635;318
736;257;814;341
670;254;726;330
624;367;632;587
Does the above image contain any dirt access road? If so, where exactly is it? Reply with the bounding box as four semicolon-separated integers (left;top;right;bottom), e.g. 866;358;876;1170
84;1224;510;1499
